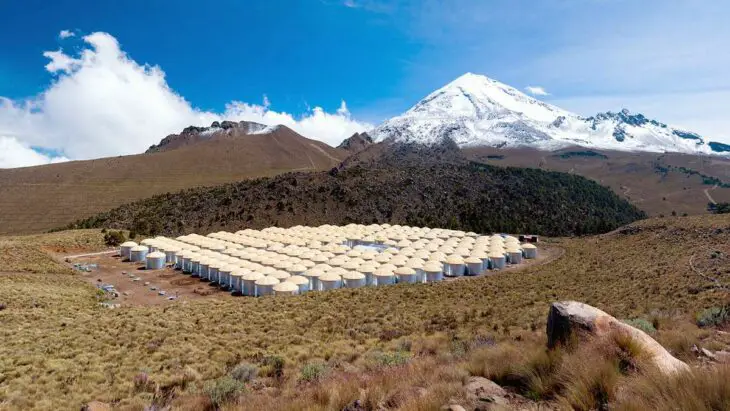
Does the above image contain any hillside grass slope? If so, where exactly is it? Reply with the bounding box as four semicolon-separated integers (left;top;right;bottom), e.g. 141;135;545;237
70;158;645;237
1;215;730;409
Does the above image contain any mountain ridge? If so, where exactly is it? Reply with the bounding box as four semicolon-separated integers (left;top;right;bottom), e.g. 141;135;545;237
370;72;727;155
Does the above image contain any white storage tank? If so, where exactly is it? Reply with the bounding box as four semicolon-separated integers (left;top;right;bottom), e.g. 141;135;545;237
395;266;418;284
145;251;166;270
465;256;484;276
507;248;523;265
319;272;342;291
489;252;506;270
182;253;195;274
230;270;248;294
286;275;310;294
303;268;324;291
208;260;222;283
445;255;465;277
120;241;138;261
174;250;187;270
255;276;280;296
357;263;378;286
342;271;366;288
273;281;299;296
373;267;396;286
242;272;264;296
130;245;149;263
218;264;233;289
423;262;444;283
522;243;538;259
190;254;203;276
198;258;211;279
407;258;425;282
163;247;179;264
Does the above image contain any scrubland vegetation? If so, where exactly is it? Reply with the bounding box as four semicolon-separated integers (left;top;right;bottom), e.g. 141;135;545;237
2;215;730;409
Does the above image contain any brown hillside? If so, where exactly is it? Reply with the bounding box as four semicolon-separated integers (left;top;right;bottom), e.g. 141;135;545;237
464;146;730;217
0;126;346;235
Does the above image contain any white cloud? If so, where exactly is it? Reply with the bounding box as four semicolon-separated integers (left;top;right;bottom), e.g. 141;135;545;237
0;32;372;168
525;86;549;96
0;136;68;168
59;30;75;39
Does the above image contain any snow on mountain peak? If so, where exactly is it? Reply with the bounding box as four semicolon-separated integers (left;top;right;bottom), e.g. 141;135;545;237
372;73;724;155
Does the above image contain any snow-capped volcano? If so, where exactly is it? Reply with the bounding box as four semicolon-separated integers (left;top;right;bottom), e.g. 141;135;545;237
371;73;729;154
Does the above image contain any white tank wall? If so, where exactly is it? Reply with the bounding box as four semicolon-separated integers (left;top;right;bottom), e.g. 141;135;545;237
490;256;506;269
424;270;443;282
343;277;366;288
446;263;465;277
466;262;482;276
145;255;166;270
130;248;148;263
524;247;538;259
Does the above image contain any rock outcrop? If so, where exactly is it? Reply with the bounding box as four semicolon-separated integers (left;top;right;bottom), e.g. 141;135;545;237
337;132;373;153
546;301;689;375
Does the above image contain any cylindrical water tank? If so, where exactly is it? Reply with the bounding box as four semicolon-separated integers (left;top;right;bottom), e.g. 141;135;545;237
130;245;149;263
198;258;211;279
208;261;222;283
445;255;465;277
489;252;506;270
508;249;523;265
303;268;324;291
145;251;166;270
242;272;264;296
373;267;396;286
465;256;483;276
163;247;179;264
407;258;425;282
231;269;248;294
319;273;342;291
342;271;366;288
255;276;280;296
395;266;418;284
174;250;187;270
190;254;202;276
273;281;299;296
120;241;138;261
423;262;444;282
357;263;378;286
522;244;538;259
218;264;233;289
286;275;310;294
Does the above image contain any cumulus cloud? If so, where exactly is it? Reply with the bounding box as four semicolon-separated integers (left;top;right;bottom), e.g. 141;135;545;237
525;86;550;96
59;30;75;39
0;32;372;168
0;136;68;168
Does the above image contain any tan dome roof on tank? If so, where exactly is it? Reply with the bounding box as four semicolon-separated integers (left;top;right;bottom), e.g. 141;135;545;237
429;252;447;262
522;243;537;249
423;262;443;272
319;272;342;282
446;255;464;264
465;256;483;264
357;263;379;272
147;251;166;259
394;266;416;275
131;245;149;252
232;268;252;276
374;267;395;277
270;270;291;280
488;252;506;258
280;276;306;288
342;271;366;280
256;276;280;286
407;258;425;269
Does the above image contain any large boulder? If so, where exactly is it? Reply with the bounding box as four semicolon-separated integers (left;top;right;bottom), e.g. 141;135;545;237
546;301;689;375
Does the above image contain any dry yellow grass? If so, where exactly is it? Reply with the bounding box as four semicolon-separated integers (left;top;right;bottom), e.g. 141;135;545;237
1;216;730;409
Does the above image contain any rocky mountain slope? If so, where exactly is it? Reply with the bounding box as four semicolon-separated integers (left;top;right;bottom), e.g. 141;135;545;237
0;125;346;235
370;73;728;155
146;120;279;153
71;142;645;237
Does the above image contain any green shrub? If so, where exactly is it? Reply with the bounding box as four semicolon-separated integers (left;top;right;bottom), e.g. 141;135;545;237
374;350;411;367
103;230;126;246
230;362;258;383
622;318;657;334
261;355;285;379
299;362;328;382
696;306;730;327
203;376;244;408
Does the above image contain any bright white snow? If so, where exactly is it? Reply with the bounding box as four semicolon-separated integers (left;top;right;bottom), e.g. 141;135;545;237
371;73;718;155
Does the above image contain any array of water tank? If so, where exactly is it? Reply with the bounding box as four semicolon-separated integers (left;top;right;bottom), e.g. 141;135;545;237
118;224;539;297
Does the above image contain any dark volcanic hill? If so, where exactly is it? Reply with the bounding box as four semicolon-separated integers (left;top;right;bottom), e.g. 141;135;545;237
337;132;373;153
146;120;274;153
71;141;645;237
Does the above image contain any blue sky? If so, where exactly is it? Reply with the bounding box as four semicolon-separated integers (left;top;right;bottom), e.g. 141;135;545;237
1;0;729;167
